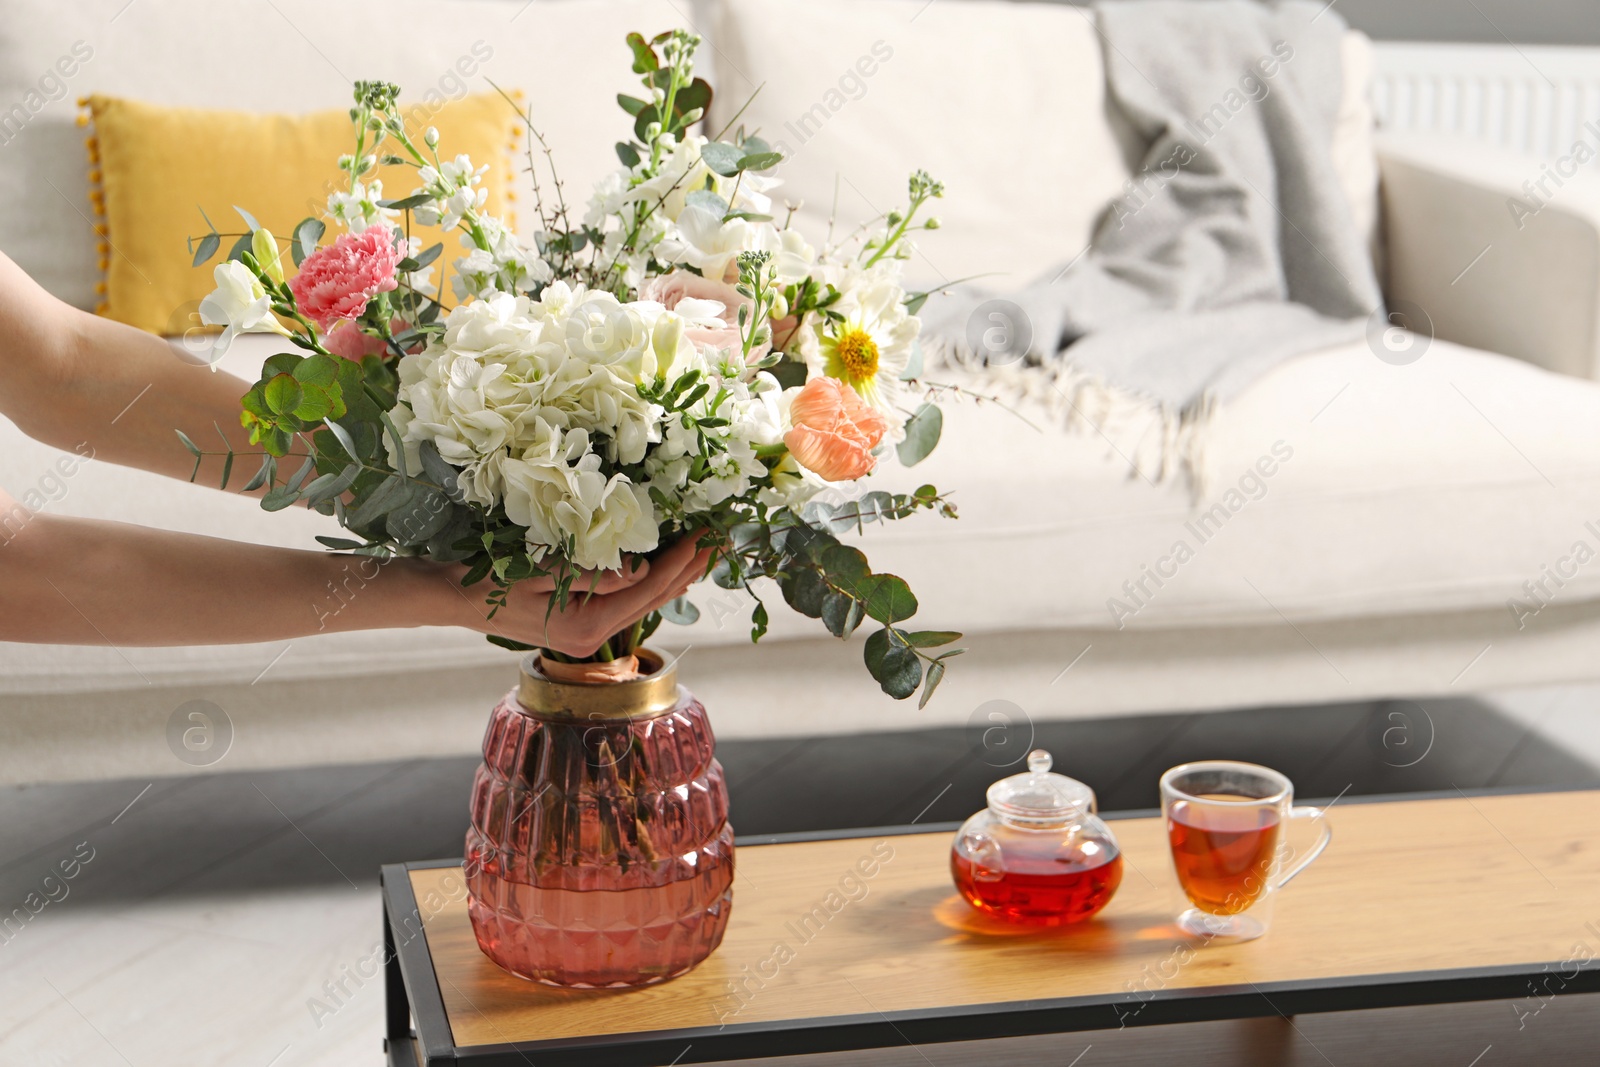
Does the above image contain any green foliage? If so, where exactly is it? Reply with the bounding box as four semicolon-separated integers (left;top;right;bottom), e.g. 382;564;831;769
240;353;350;457
896;403;942;467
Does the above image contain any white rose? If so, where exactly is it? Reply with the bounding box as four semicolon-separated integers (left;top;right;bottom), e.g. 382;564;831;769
658;203;753;282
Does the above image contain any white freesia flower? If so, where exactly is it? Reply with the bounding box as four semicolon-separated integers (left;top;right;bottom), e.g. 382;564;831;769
500;420;659;571
658;204;765;282
198;260;290;358
772;228;816;285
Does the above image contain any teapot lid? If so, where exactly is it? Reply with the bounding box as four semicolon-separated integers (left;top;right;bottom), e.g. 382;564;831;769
987;750;1095;822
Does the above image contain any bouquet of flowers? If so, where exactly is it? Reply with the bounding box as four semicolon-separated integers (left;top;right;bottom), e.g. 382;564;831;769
188;29;961;703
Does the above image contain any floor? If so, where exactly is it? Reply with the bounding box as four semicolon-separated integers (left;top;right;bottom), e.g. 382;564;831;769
2;686;1598;1066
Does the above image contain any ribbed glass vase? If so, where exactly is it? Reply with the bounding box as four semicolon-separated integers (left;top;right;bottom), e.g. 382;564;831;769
463;649;734;988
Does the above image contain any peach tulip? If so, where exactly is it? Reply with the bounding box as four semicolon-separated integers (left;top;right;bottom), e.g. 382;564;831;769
783;377;889;481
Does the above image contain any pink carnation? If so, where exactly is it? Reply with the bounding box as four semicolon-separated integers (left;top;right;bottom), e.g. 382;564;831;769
290;226;401;331
324;321;390;360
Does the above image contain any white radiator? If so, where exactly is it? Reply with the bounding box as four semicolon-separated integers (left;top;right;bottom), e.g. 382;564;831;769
1372;42;1600;159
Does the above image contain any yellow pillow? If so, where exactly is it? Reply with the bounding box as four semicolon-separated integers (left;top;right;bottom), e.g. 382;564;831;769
81;92;520;334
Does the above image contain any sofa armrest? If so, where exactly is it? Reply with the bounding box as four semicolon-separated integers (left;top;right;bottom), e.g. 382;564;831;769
1377;133;1600;379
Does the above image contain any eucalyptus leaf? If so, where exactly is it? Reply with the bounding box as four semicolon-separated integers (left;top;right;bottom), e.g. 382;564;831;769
287;455;317;492
615;141;641;167
625;31;659;73
417;440;464;503
781;568;827;618
377;193;434;211
660;596;701;625
387;485;450;543
379;411;409;479
294;217;325;265
322;418;359;461
191;232;220;267
234;205;261;231
301;464;360;506
241;454;275;493
918;660;946;709
175;430;202;458
413;242;442;269
225;233;254;263
699;141;743;177
821;591;864;638
315;535;366;551
903;630;962;648
425;507;476;562
346;474;407;527
858;574;918;625
685;188;730;217
820;544;870;586
896;403;942;467
737;150;782;171
878;644;922;699
261;486;299;512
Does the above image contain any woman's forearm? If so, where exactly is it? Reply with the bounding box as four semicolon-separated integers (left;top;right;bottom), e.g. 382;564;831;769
0;253;263;492
0;508;466;646
0;491;710;653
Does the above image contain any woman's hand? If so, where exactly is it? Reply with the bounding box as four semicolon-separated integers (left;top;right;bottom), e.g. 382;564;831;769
451;537;714;657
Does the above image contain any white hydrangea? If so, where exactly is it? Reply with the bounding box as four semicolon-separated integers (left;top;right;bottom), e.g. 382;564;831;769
390;293;548;506
499;420;659;572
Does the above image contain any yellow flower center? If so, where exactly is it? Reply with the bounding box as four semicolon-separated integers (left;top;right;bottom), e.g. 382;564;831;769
836;327;880;384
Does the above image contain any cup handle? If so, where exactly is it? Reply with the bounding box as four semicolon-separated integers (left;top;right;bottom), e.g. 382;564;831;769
1274;805;1331;890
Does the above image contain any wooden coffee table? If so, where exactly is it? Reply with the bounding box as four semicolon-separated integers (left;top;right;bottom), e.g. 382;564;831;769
379;787;1600;1066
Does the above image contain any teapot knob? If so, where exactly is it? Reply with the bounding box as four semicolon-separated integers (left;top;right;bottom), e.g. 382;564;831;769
1027;749;1052;774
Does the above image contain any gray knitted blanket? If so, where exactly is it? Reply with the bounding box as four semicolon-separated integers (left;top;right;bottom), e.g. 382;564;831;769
924;0;1383;452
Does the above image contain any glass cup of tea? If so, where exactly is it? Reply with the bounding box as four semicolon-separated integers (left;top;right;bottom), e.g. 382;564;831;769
1160;761;1331;941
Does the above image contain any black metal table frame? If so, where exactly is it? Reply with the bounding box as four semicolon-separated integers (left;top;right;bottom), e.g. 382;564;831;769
381;784;1600;1067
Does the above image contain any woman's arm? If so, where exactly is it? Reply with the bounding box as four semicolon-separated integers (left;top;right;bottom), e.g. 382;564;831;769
0;252;261;491
0;485;709;654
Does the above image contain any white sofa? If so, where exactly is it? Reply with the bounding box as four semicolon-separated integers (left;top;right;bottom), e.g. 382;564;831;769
5;0;1600;785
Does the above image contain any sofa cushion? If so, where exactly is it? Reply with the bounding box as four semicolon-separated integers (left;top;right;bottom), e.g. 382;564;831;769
86;92;518;333
4;332;1600;695
0;0;698;311
707;0;1379;291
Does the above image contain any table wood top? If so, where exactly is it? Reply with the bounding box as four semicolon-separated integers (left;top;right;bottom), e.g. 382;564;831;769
407;789;1600;1050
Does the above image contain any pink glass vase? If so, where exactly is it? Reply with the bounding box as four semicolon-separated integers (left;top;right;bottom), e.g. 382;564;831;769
464;649;735;988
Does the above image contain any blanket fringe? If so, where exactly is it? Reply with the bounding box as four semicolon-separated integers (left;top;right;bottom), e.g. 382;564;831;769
925;337;1217;502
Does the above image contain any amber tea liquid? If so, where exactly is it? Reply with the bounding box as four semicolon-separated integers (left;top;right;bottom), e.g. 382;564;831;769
1166;794;1281;915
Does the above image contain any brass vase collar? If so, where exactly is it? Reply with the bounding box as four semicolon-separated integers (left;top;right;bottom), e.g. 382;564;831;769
516;648;680;720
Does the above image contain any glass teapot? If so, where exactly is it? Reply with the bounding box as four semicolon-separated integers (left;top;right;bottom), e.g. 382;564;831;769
950;749;1123;924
